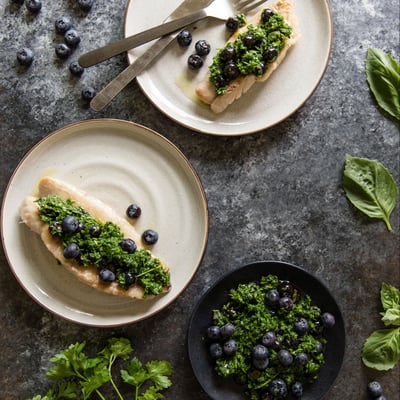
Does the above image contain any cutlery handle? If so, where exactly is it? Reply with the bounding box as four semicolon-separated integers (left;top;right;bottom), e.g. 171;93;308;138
90;35;176;112
79;10;206;68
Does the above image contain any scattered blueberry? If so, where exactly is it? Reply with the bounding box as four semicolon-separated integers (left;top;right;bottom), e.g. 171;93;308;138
81;85;96;100
291;381;303;398
120;238;137;253
55;16;72;34
261;331;276;347
367;381;383;398
63;243;80;259
209;342;223;359
321;312;335;328
69;60;84;76
294;352;308;366
278;349;293;366
187;54;203;70
206;325;221;341
177;29;192;47
25;0;42;13
279;296;293;311
64;29;81;47
89;224;101;237
223;62;240;80
225;16;240;32
269;379;288;398
61;216;79;233
223;339;238;356
252;344;269;360
315;340;324;354
99;268;116;282
55;43;71;59
77;0;94;11
16;47;34;66
294;318;309;334
263;47;278;63
253;357;269;371
242;34;255;49
142;229;158;245
195;39;211;56
126;203;142;219
220;323;235;339
219;46;236;62
261;8;275;23
124;272;135;286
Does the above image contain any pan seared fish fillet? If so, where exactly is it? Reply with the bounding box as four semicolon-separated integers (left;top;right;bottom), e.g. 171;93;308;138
19;176;170;299
195;0;299;113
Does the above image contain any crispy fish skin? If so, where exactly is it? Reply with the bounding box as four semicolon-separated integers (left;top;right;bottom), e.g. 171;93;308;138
19;176;170;299
195;0;299;113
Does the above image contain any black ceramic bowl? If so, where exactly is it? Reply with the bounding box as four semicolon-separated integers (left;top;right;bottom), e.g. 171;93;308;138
187;261;345;400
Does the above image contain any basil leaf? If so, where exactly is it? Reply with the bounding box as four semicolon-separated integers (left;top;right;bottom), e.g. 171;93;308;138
343;154;399;231
361;327;400;370
381;282;400;311
366;48;400;121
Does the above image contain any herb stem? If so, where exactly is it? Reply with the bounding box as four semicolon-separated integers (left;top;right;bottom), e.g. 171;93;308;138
109;354;125;400
95;389;107;400
135;265;162;278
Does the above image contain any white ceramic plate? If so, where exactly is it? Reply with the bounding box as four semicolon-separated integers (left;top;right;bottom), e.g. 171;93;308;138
1;119;208;326
124;0;333;135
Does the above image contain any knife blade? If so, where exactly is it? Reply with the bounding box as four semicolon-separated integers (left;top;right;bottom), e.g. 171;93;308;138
90;0;213;112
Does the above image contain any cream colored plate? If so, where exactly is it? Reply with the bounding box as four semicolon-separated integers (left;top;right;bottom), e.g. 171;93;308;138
124;0;333;135
1;119;208;326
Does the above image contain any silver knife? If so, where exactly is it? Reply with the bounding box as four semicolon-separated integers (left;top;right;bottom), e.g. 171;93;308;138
90;0;213;112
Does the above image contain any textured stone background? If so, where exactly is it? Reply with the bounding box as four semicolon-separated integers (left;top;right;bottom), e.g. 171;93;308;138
0;0;399;399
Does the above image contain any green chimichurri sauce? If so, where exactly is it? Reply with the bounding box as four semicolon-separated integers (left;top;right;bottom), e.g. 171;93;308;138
209;10;292;95
36;196;170;297
207;275;329;399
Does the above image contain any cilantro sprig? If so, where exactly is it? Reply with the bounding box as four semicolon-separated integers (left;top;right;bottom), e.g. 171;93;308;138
28;338;173;400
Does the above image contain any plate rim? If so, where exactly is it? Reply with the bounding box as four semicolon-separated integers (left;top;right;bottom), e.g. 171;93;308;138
187;259;346;400
123;0;334;136
1;118;209;327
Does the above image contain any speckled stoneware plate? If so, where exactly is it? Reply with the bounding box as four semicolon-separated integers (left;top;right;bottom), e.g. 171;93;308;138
124;0;333;135
1;119;208;327
188;261;345;399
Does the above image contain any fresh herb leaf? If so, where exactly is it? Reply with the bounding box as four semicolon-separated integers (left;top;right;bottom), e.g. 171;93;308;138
366;48;400;121
343;154;398;231
362;283;400;370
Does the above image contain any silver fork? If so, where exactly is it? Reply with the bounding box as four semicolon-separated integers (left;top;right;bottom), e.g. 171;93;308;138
79;0;267;68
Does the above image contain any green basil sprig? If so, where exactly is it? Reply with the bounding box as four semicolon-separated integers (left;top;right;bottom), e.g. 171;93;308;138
343;154;398;231
362;283;400;371
366;48;400;121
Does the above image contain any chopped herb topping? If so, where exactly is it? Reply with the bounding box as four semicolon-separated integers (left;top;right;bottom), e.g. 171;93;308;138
36;196;170;297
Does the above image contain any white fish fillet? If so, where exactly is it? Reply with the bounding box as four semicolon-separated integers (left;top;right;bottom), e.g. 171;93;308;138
19;176;170;299
195;0;299;113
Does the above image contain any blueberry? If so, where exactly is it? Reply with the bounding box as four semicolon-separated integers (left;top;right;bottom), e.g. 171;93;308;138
294;318;309;334
225;16;239;32
16;47;34;66
126;203;142;219
367;381;383;397
254;62;267;76
69;60;84;76
263;47;278;63
252;344;269;360
321;312;335;328
261;8;275;23
291;381;303;398
187;54;203;70
177;29;192;47
61;216;79;233
195;40;211;56
265;289;280;307
261;331;276;347
55;43;71;59
223;339;238;356
279;296;293;310
219;46;236;63
294;352;308;366
25;0;42;13
253;357;269;370
269;379;288;398
242;34;255;49
120;238;137;253
206;325;221;341
55;16;72;34
278;349;293;366
63;243;80;259
209;342;223;359
142;229;158;245
77;0;94;11
64;29;81;47
220;323;235;339
99;268;115;282
223;62;240;80
81;86;96;100
278;280;294;297
124;272;135;286
315;340;324;354
89;224;101;237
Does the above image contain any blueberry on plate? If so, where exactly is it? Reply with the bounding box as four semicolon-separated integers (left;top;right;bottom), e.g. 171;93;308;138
55;16;72;34
225;16;240;32
187;54;203;70
99;268;116;282
81;86;96;100
177;29;192;47
55;43;71;59
294;352;308;366
291;381;303;398
278;349;293;366
25;0;42;13
252;344;269;360
61;216;79;233
209;342;223;359
63;243;80;259
206;325;221;341
223;339;238;356
252;357;269;371
294;317;309;334
142;229;158;245
220;323;235;339
69;60;84;76
195;39;211;56
77;0;94;11
261;331;276;347
321;312;335;328
64;29;81;47
120;238;137;253
367;381;383;397
16;47;34;66
269;379;288;397
126;203;141;219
